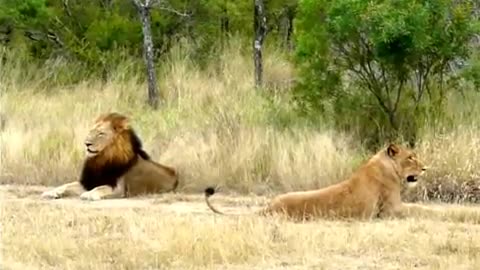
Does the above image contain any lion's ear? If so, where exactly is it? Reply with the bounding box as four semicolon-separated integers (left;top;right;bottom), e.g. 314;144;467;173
113;117;129;131
106;113;129;132
386;144;399;157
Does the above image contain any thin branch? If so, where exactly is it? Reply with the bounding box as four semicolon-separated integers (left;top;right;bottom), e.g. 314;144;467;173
62;0;72;17
156;5;191;17
415;63;431;108
24;30;43;41
392;79;404;114
132;0;144;8
335;38;395;122
347;65;392;115
62;0;84;31
336;44;386;107
47;29;64;47
133;0;191;17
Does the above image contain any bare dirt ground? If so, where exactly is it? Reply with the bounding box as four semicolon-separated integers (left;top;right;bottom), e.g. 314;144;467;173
0;184;262;214
2;184;480;270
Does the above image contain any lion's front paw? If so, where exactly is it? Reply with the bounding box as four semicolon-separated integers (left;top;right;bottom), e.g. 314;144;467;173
41;189;62;199
80;191;101;201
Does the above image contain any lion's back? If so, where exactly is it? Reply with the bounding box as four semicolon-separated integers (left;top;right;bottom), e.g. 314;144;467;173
123;158;179;196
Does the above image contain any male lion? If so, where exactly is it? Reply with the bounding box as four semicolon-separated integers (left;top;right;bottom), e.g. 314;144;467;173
41;112;179;201
204;143;431;221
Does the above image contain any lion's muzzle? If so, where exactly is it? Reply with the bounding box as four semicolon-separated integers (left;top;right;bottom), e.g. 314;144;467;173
85;142;99;156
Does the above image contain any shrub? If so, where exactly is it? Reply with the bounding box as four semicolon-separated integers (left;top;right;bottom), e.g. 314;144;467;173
294;0;478;148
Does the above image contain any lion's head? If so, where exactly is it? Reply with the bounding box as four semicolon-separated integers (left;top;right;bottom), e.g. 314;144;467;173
80;112;150;191
385;143;427;185
84;112;149;160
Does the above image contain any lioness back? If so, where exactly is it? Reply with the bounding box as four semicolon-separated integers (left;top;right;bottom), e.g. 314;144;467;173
264;180;376;220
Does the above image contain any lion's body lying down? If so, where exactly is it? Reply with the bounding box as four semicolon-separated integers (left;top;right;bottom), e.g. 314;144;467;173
205;144;428;220
41;112;178;201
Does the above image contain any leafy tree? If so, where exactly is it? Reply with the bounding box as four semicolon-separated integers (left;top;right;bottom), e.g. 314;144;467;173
294;0;478;147
0;0;300;68
0;0;51;28
293;0;340;115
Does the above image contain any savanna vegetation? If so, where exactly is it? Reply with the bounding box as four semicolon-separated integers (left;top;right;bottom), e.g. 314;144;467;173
1;1;480;269
1;0;479;201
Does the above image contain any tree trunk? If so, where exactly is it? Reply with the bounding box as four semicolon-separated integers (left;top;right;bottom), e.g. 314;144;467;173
220;0;229;49
285;7;295;51
253;0;267;88
137;4;159;108
280;7;294;51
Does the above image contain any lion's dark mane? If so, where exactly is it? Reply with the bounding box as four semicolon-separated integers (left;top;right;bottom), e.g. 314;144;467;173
79;128;151;191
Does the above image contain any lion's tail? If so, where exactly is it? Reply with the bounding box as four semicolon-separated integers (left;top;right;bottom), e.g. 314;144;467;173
204;187;268;217
205;187;259;216
204;187;230;215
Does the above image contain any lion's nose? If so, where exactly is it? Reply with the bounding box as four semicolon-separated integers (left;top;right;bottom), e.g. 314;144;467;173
85;142;92;147
422;167;427;171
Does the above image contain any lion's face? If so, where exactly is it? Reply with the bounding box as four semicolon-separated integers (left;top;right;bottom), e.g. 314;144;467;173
386;144;427;185
84;121;116;158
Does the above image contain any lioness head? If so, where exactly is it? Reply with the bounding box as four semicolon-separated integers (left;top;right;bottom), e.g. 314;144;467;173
386;143;427;185
84;113;131;158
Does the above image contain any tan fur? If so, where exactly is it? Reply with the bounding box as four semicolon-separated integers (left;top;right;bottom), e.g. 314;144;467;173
41;112;179;201
205;143;429;221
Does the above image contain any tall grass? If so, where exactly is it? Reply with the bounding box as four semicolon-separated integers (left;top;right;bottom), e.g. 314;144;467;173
1;40;479;201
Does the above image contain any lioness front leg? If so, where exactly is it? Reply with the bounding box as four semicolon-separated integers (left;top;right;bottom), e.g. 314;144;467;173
80;184;124;201
398;203;442;218
380;202;440;219
41;181;84;199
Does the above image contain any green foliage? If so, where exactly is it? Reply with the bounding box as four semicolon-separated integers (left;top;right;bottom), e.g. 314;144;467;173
292;0;340;116
294;0;478;147
0;0;51;27
0;0;300;83
85;12;141;51
462;49;480;91
1;0;478;149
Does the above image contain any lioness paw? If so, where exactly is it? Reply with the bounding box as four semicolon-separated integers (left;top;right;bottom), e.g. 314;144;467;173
41;189;62;199
80;191;102;201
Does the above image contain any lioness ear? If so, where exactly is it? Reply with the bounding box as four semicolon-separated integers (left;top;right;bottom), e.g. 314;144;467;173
386;144;399;157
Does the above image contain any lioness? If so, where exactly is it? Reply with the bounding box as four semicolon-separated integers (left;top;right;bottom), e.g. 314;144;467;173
41;112;179;201
205;143;429;220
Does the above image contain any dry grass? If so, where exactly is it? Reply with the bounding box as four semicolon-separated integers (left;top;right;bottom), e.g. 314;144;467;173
1;40;480;269
1;42;479;197
0;43;363;195
2;185;480;270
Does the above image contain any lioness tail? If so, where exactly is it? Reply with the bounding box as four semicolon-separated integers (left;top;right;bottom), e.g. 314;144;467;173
204;187;230;215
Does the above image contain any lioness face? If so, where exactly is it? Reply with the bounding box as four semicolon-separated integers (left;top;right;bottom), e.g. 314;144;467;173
84;121;115;158
386;144;427;185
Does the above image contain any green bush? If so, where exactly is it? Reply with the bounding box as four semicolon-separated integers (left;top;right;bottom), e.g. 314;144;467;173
462;49;480;92
293;0;478;148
